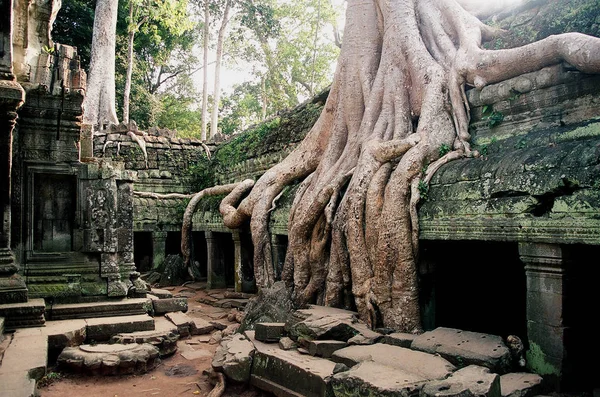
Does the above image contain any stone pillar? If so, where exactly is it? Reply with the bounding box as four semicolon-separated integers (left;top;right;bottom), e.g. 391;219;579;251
151;231;168;271
519;242;566;387
271;234;286;281
232;230;242;292
206;231;225;289
0;0;27;304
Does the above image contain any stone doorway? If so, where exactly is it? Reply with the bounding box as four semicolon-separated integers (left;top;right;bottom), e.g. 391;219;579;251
32;173;76;252
133;232;153;272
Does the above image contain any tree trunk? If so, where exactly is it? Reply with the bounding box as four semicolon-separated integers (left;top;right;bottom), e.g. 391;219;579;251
83;0;119;128
200;0;210;141
210;0;232;139
217;0;600;331
122;2;136;124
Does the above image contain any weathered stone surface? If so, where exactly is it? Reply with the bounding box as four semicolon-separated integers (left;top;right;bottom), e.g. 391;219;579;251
380;332;416;348
331;360;429;397
279;337;297;351
331;344;455;380
49;298;151;320
288;305;381;343
43;319;87;350
255;322;286;342
500;373;543;397
240;281;297;332
0;298;45;330
192;317;215;335
247;330;336;397
165;311;196;337
212;333;256;383
57;343;160;375
159;255;188;287
150;288;173;299
110;317;179;357
152;297;188;314
85;314;155;342
308;340;347;358
411;327;512;373
0;329;47;381
421;365;500;397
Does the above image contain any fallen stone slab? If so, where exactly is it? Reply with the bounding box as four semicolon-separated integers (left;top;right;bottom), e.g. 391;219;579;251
332;343;455;381
288;305;381;343
153;297;188;314
110;317;179;357
411;327;512;373
380;332;416;348
279;337;297;351
308;340;347;358
500;373;543;397
165;311;199;337
255;322;286;342
85;314;155;342
331;360;430;396
192;317;215;335
212;333;256;383
246;330;337;397
421;365;500;397
150;288;173;299
224;291;255;299
210;320;228;330
57;343;160;375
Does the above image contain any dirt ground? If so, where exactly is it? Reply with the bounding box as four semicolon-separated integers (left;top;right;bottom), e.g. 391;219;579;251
38;284;270;397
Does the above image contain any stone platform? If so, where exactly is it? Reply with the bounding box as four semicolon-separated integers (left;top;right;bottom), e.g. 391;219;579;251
0;298;45;330
48;298;153;320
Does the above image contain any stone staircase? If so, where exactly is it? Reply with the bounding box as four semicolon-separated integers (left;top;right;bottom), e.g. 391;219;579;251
0;289;192;396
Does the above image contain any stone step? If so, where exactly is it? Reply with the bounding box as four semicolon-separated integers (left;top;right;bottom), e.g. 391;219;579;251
57;343;160;375
110;317;179;357
246;330;337;397
48;298;152;321
0;328;48;397
85;314;155;342
0;298;45;330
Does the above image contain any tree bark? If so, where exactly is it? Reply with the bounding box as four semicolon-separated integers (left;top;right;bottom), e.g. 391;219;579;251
210;0;232;139
83;0;119;128
201;0;210;141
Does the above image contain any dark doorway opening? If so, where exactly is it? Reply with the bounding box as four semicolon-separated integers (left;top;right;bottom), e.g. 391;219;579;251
420;240;526;340
191;231;207;279
134;232;153;272
165;231;182;256
214;232;235;287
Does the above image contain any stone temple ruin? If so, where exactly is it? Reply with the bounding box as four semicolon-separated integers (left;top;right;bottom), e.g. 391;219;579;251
0;0;599;396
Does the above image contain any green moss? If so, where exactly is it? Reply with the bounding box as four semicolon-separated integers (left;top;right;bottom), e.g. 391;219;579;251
526;342;560;376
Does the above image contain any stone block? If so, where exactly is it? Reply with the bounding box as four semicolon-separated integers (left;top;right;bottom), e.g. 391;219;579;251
331;344;455;380
255;322;286;342
165;311;196;337
380;332;416;348
85;314;155;342
279;337;297;351
421;365;501;397
247;330;336;397
0;298;46;330
152;297;188;314
192;318;215;335
212;334;256;383
500;373;543;397
57;343;160;375
150;288;173;299
411;327;512;374
308;340;347;358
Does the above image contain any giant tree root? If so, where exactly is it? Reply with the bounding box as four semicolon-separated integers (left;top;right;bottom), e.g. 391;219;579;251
210;0;600;331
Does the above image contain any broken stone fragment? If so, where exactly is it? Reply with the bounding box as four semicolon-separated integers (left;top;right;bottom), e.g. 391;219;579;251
421;365;501;397
255;322;286;343
411;327;512;374
278;337;297;351
152;297;188;315
191;318;215;335
212;333;255;383
380;332;416;348
500;372;543;397
57;343;160;375
308;340;347;358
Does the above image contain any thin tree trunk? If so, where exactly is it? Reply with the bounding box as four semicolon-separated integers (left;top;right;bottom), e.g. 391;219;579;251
201;0;210;141
122;2;136;124
210;0;232;139
83;0;119;128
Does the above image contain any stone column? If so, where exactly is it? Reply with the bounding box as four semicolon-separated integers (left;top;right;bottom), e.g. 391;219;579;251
519;242;566;387
232;230;242;292
271;234;286;281
151;231;168;271
0;0;27;304
206;231;225;289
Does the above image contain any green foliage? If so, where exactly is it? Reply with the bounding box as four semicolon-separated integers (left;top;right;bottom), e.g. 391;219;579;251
156;94;202;138
438;143;451;157
515;137;528;149
214;116;281;166
186;156;217;191
418;180;429;201
481;105;504;128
